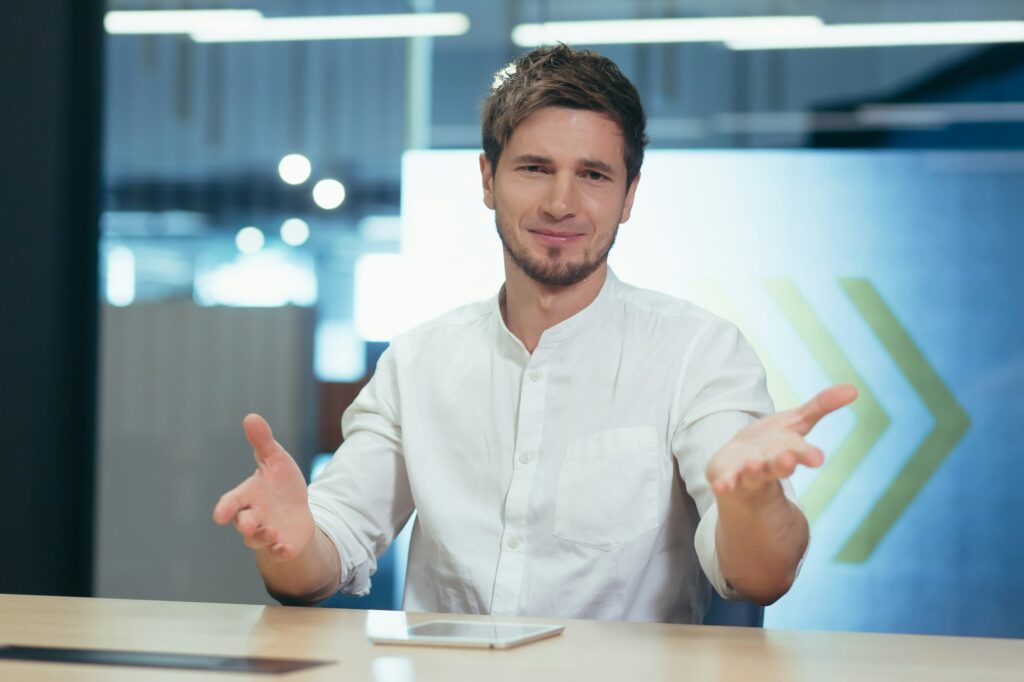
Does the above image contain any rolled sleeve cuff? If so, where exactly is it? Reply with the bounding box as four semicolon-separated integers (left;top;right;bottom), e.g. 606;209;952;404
694;502;744;601
308;498;376;597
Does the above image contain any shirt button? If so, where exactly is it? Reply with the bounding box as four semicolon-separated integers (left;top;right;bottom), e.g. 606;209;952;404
506;535;521;549
518;451;532;464
528;370;543;382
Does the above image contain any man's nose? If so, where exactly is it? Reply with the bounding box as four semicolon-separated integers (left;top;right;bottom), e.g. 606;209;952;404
540;174;578;221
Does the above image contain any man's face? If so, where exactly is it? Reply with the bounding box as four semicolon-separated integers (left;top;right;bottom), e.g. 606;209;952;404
480;107;639;288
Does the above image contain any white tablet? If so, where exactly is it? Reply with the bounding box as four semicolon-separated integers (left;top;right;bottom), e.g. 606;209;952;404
368;620;565;649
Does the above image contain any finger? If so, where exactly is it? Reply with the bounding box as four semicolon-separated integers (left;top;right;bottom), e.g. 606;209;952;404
794;383;858;434
268;542;295;561
776;433;826;468
245;526;279;551
212;488;247;525
743;458;768;477
234;508;263;538
710;470;736;495
768;451;798;479
245;535;272;550
247;524;279;545
791;441;825;469
737;459;775;491
243;413;285;466
713;462;763;495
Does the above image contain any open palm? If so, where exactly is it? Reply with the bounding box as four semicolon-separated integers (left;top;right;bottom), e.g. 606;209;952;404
707;384;858;496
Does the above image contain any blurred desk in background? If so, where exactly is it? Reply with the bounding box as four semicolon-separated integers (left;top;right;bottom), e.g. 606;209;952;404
1;594;1022;681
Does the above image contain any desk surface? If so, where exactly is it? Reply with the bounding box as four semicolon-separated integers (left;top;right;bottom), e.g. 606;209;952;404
1;594;1022;681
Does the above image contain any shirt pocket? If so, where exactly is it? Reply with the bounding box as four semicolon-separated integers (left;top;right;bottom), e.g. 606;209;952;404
553;426;665;552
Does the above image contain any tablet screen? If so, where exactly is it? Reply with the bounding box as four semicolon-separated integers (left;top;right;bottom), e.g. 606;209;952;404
406;622;553;641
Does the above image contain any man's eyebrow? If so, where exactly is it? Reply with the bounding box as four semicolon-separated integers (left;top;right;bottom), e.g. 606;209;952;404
579;158;615;175
509;154;554;165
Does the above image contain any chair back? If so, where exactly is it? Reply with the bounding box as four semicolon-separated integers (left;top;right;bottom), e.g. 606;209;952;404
701;592;764;627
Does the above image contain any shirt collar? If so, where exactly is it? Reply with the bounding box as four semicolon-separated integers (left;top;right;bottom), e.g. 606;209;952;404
493;268;620;353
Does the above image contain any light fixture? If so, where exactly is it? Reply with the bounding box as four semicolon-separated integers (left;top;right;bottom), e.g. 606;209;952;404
194;254;317;307
312;180;346;210
511;16;823;47
235;226;265;254
280;218;311;246
726;21;1024;50
106;246;136;307
104;10;263;35
315;321;366;382
278;154;312;185
191;13;470;43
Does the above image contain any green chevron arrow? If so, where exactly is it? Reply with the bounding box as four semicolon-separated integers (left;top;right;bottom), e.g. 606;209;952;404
688;279;801;411
835;279;971;563
764;279;890;525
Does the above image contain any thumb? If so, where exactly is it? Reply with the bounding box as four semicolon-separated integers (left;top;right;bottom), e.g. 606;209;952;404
242;413;283;465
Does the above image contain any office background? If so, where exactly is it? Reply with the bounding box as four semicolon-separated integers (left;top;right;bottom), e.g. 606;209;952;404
2;0;1022;639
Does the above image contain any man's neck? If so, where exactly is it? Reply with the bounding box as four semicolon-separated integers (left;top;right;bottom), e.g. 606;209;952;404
500;256;608;354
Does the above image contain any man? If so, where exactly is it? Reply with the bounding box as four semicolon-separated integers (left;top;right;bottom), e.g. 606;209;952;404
213;45;856;623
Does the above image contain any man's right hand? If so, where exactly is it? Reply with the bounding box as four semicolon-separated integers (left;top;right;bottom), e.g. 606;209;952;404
212;414;316;562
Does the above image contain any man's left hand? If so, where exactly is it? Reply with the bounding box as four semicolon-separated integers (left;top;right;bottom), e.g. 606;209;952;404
707;384;859;498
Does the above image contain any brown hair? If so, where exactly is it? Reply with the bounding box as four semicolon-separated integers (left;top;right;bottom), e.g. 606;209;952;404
481;44;648;188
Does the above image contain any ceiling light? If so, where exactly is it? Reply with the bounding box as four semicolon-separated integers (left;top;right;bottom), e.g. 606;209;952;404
312;180;346;210
104;10;263;35
280;218;311;246
512;16;823;47
235;226;265;254
278;154;312;185
191;13;470;43
727;21;1024;50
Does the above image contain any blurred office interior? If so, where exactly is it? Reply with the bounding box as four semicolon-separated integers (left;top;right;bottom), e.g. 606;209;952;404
3;0;1023;638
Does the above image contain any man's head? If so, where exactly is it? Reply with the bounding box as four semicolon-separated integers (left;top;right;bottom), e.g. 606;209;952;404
482;44;648;190
479;45;648;288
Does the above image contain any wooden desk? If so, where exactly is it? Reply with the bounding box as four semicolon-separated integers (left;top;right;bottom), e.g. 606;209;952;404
1;594;1022;681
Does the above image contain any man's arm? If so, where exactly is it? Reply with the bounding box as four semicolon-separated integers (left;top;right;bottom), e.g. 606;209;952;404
707;384;858;605
714;482;808;605
213;414;342;603
214;346;411;604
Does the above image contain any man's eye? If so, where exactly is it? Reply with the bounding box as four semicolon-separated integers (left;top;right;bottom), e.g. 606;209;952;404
585;171;608;181
520;165;545;173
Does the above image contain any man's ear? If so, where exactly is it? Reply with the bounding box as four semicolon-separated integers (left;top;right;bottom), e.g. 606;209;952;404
619;173;640;223
480;153;496;210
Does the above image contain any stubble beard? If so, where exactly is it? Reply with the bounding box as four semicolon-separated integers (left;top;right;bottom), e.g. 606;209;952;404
494;213;619;288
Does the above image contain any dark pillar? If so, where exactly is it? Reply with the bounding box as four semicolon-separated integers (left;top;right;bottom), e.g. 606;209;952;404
0;0;103;595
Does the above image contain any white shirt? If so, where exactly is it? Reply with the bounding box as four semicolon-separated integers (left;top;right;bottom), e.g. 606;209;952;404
308;270;799;623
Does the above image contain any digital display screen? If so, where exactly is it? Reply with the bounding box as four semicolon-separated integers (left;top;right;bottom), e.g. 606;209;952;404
397;149;1024;637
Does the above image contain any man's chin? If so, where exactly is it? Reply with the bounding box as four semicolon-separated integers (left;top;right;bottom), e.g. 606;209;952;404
516;255;604;288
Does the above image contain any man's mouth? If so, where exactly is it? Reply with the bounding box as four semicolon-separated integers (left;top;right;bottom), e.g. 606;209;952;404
528;229;584;245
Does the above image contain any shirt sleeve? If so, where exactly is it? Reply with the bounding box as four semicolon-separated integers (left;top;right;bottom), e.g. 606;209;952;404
670;316;803;601
307;345;414;596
